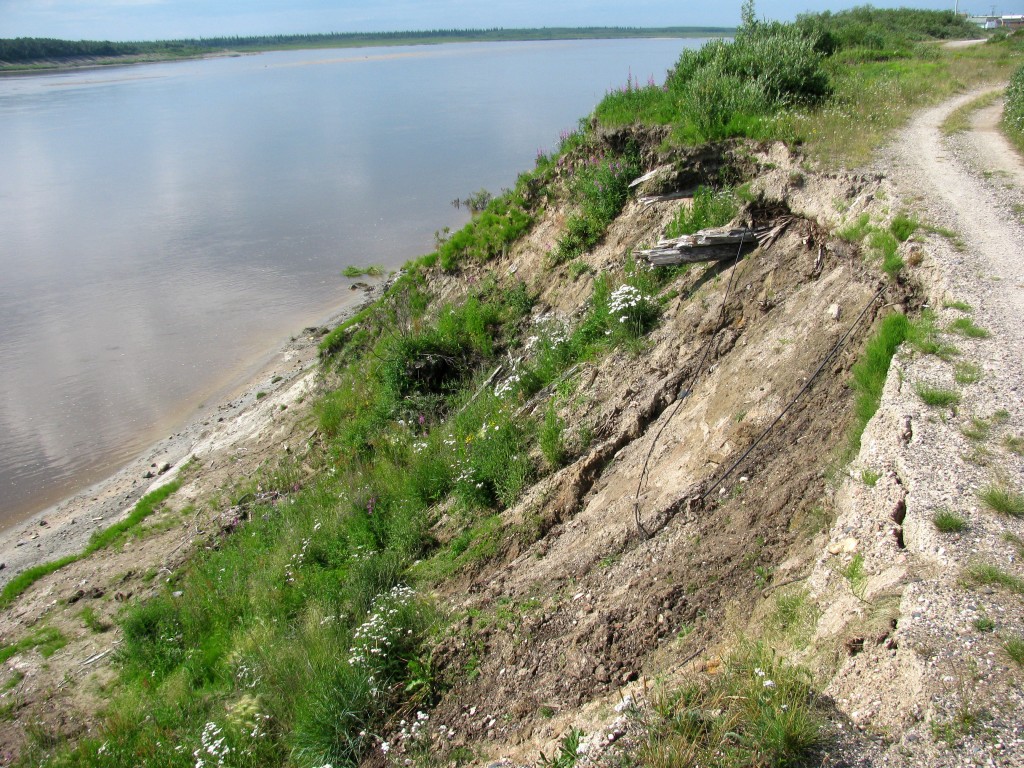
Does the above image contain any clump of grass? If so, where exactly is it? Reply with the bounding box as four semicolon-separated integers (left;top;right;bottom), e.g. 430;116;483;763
861;469;880;487
342;265;384;278
972;614;996;632
838;553;868;597
961;416;991;441
965;563;1024;595
639;645;823;768
1006;435;1024;455
943;299;972;312
978;483;1024;518
890;212;918;242
0;627;67;664
947;317;990;339
664;186;738;238
539;401;568;469
915;383;960;408
80;606;111;634
933;509;967;533
1005;636;1024;666
954;362;983;385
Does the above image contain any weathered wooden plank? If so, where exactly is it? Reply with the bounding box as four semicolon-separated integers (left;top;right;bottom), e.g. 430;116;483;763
639;227;762;265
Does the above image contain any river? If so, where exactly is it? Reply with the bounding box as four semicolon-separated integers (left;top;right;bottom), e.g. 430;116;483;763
0;38;704;528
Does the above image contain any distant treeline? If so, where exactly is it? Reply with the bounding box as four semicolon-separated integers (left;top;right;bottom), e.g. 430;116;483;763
0;27;734;64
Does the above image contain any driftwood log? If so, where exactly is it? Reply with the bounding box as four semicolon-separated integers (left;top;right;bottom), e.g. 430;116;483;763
639;227;763;266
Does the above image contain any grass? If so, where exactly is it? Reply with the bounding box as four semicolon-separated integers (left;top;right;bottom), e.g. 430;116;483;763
664;186;739;238
947;317;990;339
915;383;960;408
965;563;1024;595
973;614;996;632
1004;62;1024;155
638;645;823;768
848;313;911;454
978;483;1024;518
954;362;983;385
962;416;991;441
342;265;384;278
0;479;183;610
1005;636;1024;666
944;299;972;312
0;627;67;664
941;90;1001;135
933;509;967;533
861;469;880;487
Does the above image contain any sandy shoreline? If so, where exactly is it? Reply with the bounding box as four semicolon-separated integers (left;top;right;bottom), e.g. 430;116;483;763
0;279;389;588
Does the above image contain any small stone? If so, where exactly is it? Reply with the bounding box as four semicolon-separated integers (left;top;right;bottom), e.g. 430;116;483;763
828;303;841;321
828;537;858;554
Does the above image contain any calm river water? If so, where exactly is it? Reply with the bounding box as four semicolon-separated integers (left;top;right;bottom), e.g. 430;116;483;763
0;38;701;528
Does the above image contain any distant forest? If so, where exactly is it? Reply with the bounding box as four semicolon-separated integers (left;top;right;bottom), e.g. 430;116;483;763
0;27;734;64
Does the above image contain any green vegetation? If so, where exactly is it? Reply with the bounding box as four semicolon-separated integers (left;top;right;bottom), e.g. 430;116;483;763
0;627;67;664
933;509;967;533
966;563;1024;595
837;212;909;278
0;480;182;610
596;7;830;142
342;265;383;278
948;317;991;339
551;146;642;264
664;186;739;237
1005;63;1024;153
915;383;960;408
638;645;823;768
942;90;1001;135
849;313;910;453
13;8;1024;765
954;362;983;385
1005;636;1024;666
978;483;1024;517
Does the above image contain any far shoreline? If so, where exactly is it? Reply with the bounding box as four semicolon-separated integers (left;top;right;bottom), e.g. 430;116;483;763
0;27;733;75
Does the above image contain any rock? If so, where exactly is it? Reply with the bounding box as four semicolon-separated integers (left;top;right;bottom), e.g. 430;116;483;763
828;537;858;554
158;463;171;475
828;303;842;321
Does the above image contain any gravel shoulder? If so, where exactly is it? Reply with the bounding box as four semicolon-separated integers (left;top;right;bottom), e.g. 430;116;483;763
808;86;1024;764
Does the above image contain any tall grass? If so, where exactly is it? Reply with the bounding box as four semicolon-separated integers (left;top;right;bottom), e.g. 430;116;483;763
849;313;910;454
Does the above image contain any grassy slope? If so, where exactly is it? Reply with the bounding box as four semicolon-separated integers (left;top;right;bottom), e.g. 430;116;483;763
6;10;1024;768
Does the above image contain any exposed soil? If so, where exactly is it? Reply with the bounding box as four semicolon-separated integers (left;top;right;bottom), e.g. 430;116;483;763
1;88;1023;768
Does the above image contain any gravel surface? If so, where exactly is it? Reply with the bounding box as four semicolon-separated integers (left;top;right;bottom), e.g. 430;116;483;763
815;86;1024;766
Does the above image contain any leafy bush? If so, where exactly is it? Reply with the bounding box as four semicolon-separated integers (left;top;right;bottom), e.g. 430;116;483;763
553;148;642;263
1004;64;1024;154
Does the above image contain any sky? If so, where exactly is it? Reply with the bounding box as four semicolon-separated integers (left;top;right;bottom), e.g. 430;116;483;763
1;0;1023;42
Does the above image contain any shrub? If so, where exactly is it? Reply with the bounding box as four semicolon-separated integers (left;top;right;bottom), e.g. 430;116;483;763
553;148;642;264
1002;63;1024;153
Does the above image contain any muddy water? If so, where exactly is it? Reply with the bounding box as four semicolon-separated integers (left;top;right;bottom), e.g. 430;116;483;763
0;38;701;527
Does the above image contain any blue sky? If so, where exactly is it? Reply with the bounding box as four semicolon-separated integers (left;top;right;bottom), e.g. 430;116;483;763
2;0;1023;41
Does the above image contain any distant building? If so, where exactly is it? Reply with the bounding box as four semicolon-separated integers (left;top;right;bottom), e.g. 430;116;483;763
968;14;1024;29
